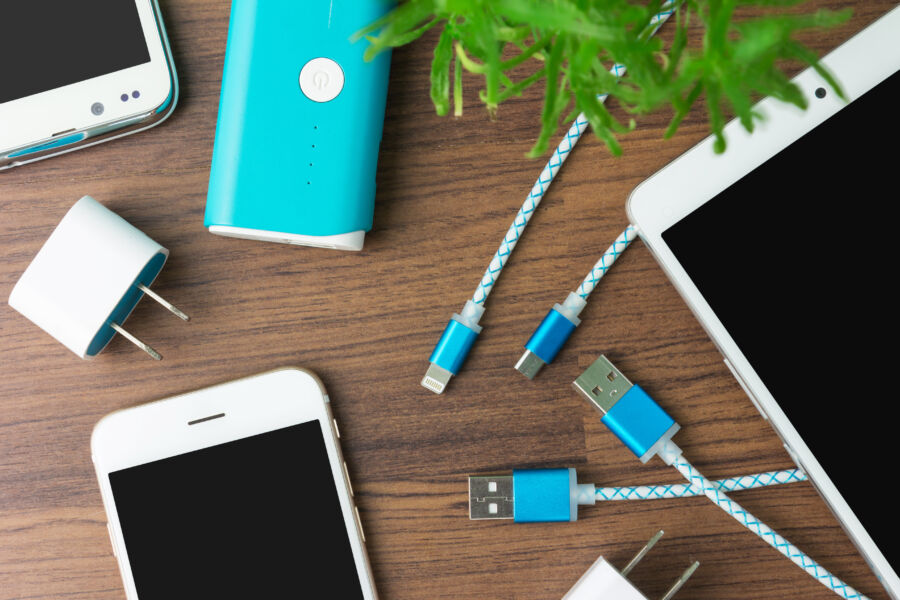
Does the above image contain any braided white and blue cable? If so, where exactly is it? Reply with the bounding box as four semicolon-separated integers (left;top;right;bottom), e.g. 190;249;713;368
570;355;873;599
474;5;675;306
423;5;677;394
472;114;589;306
515;223;640;378
595;468;806;501
657;441;870;600
576;225;638;299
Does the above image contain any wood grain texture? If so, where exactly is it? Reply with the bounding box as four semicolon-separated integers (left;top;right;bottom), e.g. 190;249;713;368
0;2;895;598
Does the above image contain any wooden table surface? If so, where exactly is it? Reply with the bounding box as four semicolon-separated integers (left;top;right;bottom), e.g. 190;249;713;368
1;2;895;599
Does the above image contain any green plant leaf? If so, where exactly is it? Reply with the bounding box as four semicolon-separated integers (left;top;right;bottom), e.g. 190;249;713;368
430;26;454;116
356;0;852;157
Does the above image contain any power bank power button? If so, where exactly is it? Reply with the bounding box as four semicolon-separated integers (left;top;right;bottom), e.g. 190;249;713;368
299;57;345;102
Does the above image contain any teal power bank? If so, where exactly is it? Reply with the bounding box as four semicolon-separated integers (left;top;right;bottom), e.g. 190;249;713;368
205;0;392;251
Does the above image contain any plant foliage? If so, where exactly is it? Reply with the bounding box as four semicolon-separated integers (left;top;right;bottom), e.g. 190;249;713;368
356;0;851;156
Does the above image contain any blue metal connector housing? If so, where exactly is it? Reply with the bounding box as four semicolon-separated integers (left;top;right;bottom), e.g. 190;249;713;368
602;384;679;463
468;468;595;521
516;293;586;379
429;319;479;375
573;355;681;463
512;468;576;522
422;300;485;394
525;308;578;364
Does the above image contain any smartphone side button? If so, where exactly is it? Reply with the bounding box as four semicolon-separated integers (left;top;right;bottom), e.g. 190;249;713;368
332;418;341;439
354;506;366;543
783;443;806;474
107;523;118;557
343;461;354;497
723;358;768;420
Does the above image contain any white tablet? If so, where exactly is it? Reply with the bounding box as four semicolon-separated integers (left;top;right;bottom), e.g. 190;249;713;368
628;6;900;598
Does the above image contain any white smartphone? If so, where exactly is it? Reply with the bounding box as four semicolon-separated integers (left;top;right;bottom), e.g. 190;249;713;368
91;368;377;599
628;6;899;598
0;0;177;170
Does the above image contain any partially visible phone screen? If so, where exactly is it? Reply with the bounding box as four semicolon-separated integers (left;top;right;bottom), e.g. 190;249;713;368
0;0;151;104
109;420;365;599
662;69;898;565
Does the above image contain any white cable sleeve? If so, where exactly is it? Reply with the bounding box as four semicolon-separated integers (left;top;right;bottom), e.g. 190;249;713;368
594;468;806;501
576;225;638;299
470;5;676;306
662;441;870;600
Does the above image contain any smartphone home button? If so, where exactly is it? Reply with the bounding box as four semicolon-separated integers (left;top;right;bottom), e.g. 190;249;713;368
299;57;344;102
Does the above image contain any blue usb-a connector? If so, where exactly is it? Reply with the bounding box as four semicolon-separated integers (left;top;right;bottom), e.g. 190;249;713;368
467;357;681;523
467;355;848;600
468;468;597;522
573;355;680;463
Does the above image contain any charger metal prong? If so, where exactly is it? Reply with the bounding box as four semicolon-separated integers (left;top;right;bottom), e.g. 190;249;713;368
659;560;700;600
137;283;190;321
622;530;664;577
110;322;162;360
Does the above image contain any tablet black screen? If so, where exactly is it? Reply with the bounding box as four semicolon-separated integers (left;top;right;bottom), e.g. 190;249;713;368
663;68;898;568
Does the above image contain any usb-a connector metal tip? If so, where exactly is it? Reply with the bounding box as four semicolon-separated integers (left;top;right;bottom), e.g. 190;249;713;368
421;363;453;394
573;354;633;413
515;349;545;379
468;475;514;520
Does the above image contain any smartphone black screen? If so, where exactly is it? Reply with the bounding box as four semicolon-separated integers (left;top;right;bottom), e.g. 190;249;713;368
663;69;899;566
0;0;151;104
108;421;365;599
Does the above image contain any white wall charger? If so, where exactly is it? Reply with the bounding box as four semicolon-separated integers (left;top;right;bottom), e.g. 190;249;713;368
564;557;653;600
563;531;699;600
7;195;189;360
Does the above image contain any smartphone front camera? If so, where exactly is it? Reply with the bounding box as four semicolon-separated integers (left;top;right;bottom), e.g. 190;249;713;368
132;90;141;99
91;102;104;116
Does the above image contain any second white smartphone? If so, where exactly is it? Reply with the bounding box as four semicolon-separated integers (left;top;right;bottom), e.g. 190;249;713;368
0;0;177;169
91;368;377;599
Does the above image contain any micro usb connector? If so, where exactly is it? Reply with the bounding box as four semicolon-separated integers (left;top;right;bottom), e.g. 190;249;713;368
515;292;586;379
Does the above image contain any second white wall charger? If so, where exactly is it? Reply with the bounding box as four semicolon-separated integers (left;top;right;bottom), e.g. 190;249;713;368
7;195;189;360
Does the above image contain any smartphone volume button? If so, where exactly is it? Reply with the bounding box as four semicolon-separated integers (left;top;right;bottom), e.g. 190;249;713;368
343;461;354;497
783;443;806;474
354;505;366;543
